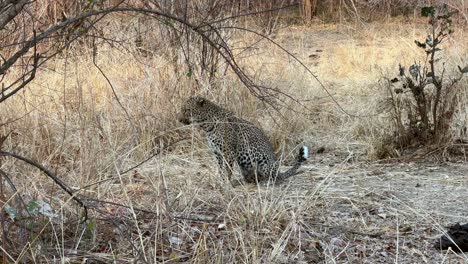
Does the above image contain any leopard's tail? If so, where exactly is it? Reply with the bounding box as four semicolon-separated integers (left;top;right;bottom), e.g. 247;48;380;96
277;146;308;181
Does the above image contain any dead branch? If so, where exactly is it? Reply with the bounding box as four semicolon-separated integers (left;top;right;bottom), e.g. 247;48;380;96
0;0;29;30
92;44;139;147
0;3;316;114
81;196;218;223
79;134;188;191
0;151;88;221
0;30;39;103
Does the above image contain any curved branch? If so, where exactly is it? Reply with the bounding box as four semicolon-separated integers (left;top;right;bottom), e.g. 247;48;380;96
1;5;354;118
0;151;88;221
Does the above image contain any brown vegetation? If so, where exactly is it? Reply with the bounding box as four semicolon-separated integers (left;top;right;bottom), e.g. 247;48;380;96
0;0;467;262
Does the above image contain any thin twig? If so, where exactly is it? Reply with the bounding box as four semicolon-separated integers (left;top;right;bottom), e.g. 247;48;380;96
81;196;218;223
0;133;7;264
79;136;188;191
92;44;139;147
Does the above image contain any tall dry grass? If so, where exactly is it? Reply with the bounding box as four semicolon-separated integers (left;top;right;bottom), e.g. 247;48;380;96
300;0;468;22
0;12;467;262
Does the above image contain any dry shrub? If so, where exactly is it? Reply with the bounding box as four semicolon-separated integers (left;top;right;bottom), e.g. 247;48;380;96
374;5;468;158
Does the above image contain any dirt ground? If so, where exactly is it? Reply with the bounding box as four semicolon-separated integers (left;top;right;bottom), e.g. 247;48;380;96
275;147;468;263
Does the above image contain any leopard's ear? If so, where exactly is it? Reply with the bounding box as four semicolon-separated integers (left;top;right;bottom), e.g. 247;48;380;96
196;97;205;106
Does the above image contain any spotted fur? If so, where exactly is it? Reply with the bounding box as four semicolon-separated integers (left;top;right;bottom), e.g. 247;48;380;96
179;96;308;184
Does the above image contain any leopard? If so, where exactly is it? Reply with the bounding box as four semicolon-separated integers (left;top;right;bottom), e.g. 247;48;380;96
179;96;308;184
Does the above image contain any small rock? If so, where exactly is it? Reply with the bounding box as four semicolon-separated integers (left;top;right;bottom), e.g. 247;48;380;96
330;237;346;247
169;236;182;247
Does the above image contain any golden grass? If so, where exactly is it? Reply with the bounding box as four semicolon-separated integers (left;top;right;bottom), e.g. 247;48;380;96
0;17;467;262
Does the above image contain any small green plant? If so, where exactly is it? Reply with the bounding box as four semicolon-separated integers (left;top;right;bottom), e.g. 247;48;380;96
386;4;467;152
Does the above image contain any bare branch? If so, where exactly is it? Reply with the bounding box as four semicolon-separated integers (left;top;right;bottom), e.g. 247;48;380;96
0;31;38;103
79;135;188;191
0;3;350;119
92;44;139;147
0;151;88;221
0;0;29;30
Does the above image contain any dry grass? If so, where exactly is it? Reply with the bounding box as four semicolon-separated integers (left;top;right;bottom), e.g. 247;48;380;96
0;16;467;262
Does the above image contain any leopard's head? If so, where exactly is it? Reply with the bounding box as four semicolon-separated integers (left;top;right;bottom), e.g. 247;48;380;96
179;96;217;125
